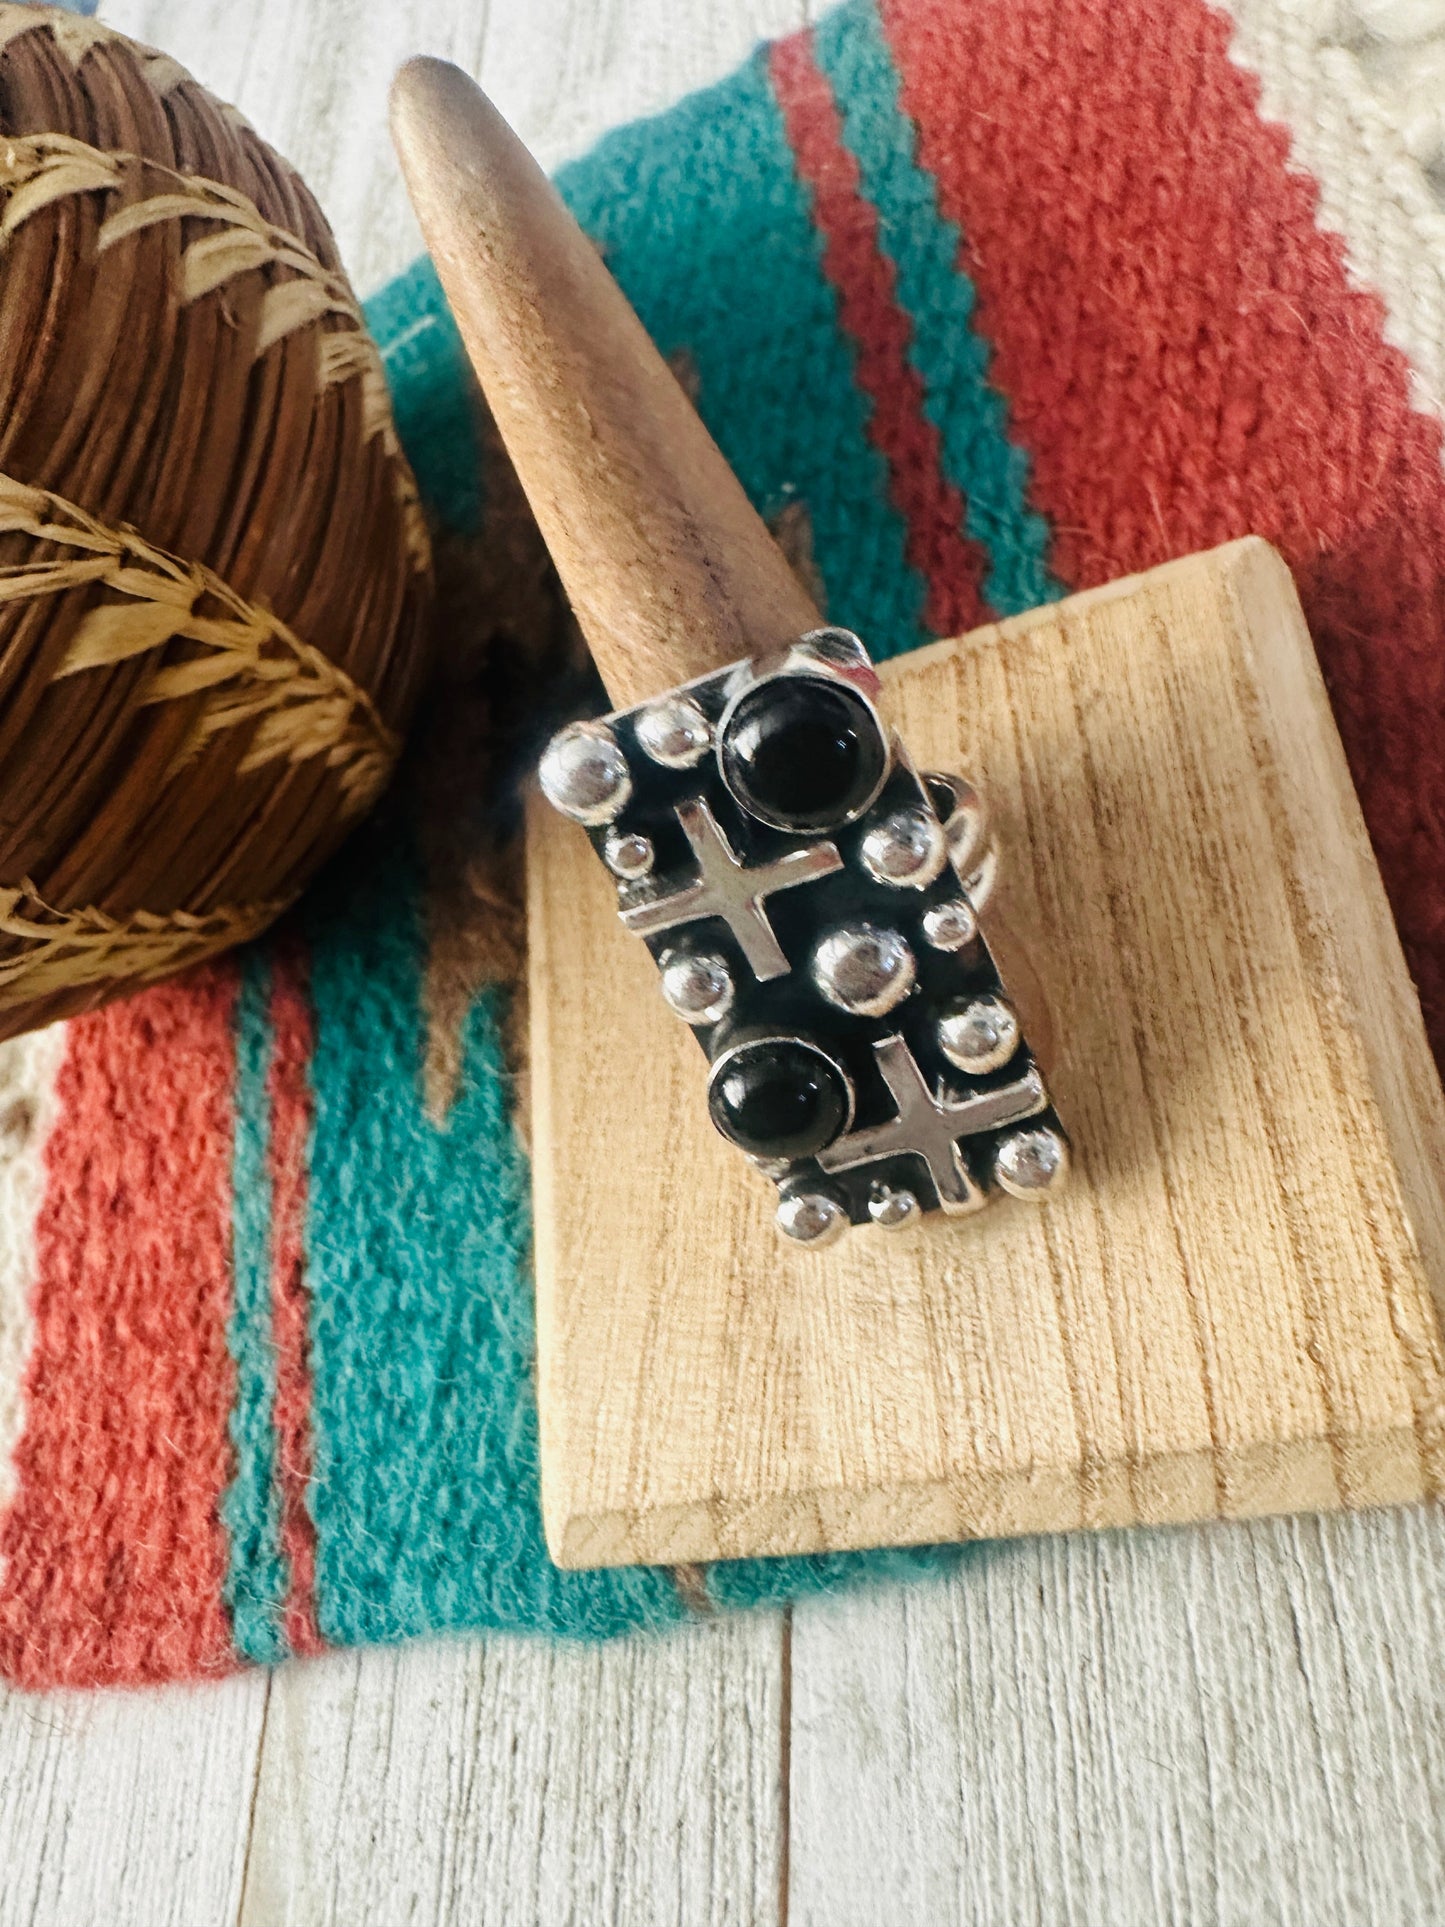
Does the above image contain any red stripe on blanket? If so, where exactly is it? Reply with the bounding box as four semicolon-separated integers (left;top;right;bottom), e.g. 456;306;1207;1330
881;0;1445;1048
770;28;991;635
0;971;240;1689
268;939;323;1659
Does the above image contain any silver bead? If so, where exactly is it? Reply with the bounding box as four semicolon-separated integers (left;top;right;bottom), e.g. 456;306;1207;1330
604;829;654;879
939;996;1020;1075
539;721;631;825
635;695;712;768
860;808;948;890
994;1126;1070;1199
812;923;916;1017
777;1192;848;1247
790;626;879;693
921;899;978;952
867;1183;920;1230
659;949;734;1026
798;625;870;668
925;771;990;883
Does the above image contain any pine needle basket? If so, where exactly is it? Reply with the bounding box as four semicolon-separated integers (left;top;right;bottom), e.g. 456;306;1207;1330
0;4;433;1038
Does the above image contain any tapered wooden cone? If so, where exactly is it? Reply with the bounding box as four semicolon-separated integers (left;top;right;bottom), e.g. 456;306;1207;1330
389;57;819;710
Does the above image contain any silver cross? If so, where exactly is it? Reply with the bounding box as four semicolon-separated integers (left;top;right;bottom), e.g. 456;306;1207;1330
818;1034;1048;1213
619;796;841;980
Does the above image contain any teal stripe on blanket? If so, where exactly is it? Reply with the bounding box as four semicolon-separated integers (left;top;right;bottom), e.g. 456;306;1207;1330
561;49;936;660
221;949;291;1665
365;268;485;536
813;0;1061;617
298;816;691;1642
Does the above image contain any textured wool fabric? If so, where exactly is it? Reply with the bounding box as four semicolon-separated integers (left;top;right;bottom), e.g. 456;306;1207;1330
1;0;1443;1687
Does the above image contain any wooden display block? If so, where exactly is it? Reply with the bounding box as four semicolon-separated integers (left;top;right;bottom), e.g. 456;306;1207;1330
527;539;1445;1569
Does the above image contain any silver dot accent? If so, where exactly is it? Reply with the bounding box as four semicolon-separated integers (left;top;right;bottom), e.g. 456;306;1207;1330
921;899;978;952
867;1184;920;1230
994;1126;1070;1199
938;776;987;879
659;949;734;1026
635;695;712;768
604;829;654;879
939;996;1020;1076
538;721;631;825
812;923;916;1017
794;626;872;675
777;1192;848;1247
860;807;948;890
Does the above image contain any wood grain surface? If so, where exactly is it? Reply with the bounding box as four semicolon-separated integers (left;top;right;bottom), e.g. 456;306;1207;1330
530;538;1445;1567
390;59;820;706
0;1668;265;1926
234;1619;781;1927
790;1504;1445;1927
2;3;1445;1925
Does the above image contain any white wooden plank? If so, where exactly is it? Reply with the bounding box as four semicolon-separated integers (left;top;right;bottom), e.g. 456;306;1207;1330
236;1617;783;1927
790;1504;1445;1927
99;0;813;297
0;1027;68;1584
0;1670;268;1927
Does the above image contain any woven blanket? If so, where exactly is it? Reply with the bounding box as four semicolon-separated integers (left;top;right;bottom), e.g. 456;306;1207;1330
1;0;1443;1690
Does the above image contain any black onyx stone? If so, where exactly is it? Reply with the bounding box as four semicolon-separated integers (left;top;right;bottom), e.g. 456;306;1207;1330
707;1037;851;1159
719;674;888;831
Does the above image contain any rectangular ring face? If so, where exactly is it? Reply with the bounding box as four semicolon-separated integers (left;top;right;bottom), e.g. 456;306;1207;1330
543;640;1064;1237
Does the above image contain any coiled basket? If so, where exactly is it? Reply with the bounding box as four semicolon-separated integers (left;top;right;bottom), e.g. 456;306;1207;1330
0;4;432;1038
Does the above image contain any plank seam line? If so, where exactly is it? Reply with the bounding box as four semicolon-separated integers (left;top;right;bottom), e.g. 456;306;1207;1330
234;1671;274;1927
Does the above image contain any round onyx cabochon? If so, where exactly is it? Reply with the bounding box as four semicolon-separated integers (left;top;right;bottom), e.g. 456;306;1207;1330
718;673;889;832
707;1036;852;1159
